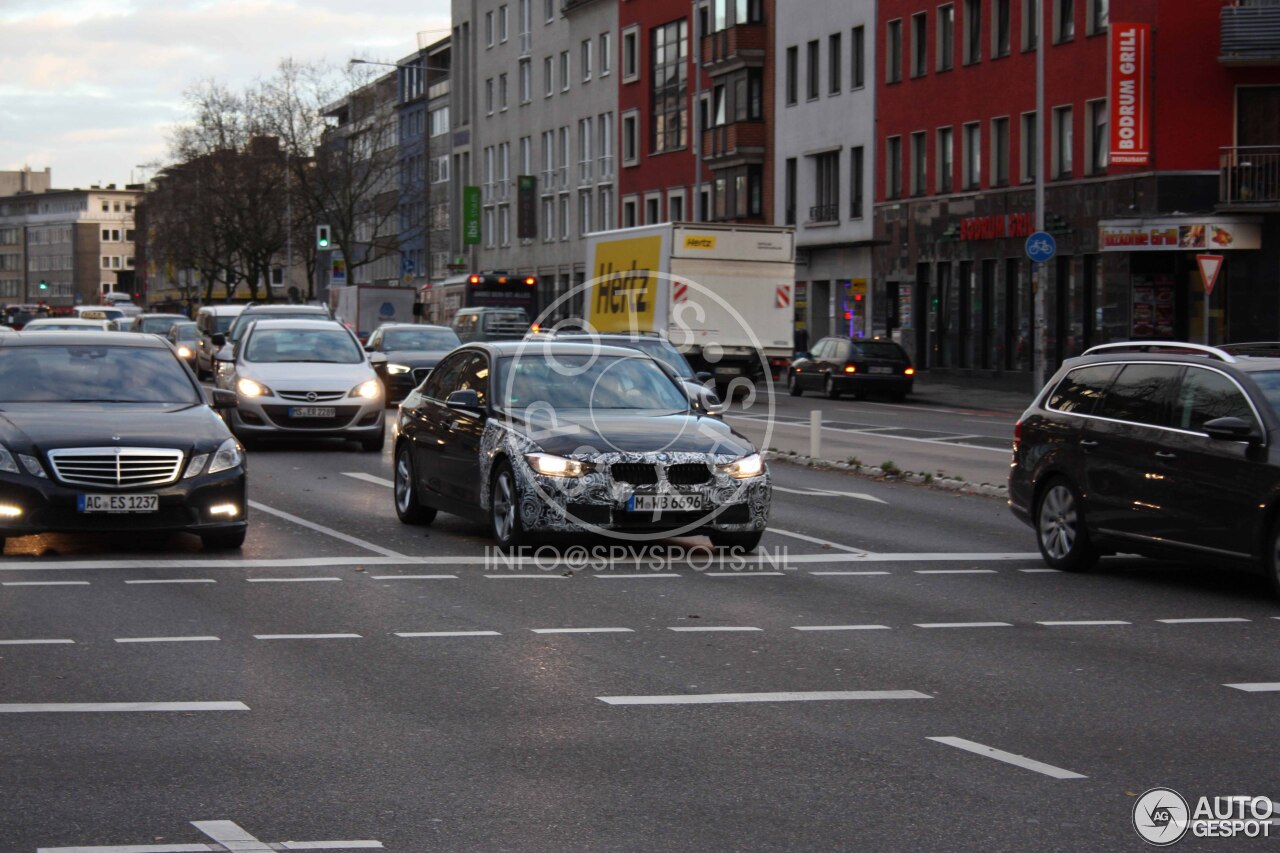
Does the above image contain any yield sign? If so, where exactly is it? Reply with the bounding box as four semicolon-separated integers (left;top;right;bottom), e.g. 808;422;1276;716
1197;254;1224;295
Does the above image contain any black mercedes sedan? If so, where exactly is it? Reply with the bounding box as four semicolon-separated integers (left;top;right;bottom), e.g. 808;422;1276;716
365;323;461;403
393;341;770;549
0;332;247;550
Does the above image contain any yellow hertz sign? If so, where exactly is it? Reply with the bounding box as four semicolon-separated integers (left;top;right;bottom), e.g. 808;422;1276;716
590;236;662;332
683;235;717;250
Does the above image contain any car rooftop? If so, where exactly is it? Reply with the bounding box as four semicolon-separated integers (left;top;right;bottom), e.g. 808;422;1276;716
2;331;169;347
242;318;347;330
480;340;659;358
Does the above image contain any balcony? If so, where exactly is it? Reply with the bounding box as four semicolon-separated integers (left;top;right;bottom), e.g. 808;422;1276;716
808;204;840;224
1220;146;1280;207
701;23;767;73
1221;1;1280;65
702;121;766;166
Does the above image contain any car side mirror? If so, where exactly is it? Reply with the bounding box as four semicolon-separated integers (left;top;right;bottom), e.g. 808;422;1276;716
368;352;388;366
445;388;484;413
1203;416;1262;444
210;388;238;410
210;333;226;347
412;303;424;317
695;371;714;383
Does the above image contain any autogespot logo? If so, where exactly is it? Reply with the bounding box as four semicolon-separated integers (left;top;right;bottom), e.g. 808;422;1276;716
503;272;777;542
1134;788;1190;846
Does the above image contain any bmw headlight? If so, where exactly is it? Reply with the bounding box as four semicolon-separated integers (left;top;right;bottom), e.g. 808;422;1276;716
208;438;244;474
237;378;272;398
386;363;412;375
525;452;593;478
350;379;382;399
718;453;764;480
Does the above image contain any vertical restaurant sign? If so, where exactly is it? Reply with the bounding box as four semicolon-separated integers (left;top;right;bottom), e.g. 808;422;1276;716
463;186;481;245
1109;23;1151;166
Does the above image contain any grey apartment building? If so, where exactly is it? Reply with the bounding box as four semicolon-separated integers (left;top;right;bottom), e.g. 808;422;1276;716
450;0;618;319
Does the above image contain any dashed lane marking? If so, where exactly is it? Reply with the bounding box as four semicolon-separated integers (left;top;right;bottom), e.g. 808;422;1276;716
531;627;635;634
114;636;220;644
593;573;682;579
0;638;74;645
370;574;458;580
395;631;501;638
252;633;362;640
704;571;786;577
1157;617;1251;624
247;500;408;559
928;736;1086;779
809;571;891;576
125;579;216;585
792;624;891;631
2;580;90;586
667;626;763;632
727;414;1011;454
1225;683;1280;692
1037;620;1132;627
0;702;248;713
914;569;998;575
343;472;395;488
245;577;342;583
599;690;931;705
915;622;1013;629
483;574;569;579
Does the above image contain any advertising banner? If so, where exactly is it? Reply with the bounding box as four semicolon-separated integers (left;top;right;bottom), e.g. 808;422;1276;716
1109;23;1152;166
463;186;481;245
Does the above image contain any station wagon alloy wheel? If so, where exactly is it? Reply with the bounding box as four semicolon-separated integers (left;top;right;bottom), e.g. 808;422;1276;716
1035;479;1097;572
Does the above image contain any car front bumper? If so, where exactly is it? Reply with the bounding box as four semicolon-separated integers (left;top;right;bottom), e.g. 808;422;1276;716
229;395;385;438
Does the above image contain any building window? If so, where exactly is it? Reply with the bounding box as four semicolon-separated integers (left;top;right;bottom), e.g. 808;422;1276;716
580;191;593;235
886;20;903;83
1086;99;1108;174
485;11;494;46
1052;105;1073;178
1020;111;1038;182
499;73;508;110
622;197;638;228
964;0;982;64
1054;0;1075;43
806;40;820;100
499;4;509;42
542;197;556;242
886;135;903;199
599;186;614;230
829;33;842;94
1088;0;1108;35
558;194;570;241
621;111;639;165
666;191;683;222
578;118;593;184
937;4;955;71
812;151;840;223
993;0;1011;56
937;126;954;193
544;56;554;96
519;59;532;103
483;208;495;248
499;205;510;247
545;0;554;24
601;32;612;75
485;78;494;115
911;13;928;77
622;27;640;81
963;122;981;189
598;111;614;178
850;145;864;219
560;51;570;91
1022;0;1038;50
784;157;797;225
651;20;689;153
785;46;799;105
910;131;928;195
581;38;593;81
851;26;865;88
991;116;1010;186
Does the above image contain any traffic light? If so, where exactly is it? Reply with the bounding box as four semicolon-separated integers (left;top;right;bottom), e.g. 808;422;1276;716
316;225;331;249
37;280;48;291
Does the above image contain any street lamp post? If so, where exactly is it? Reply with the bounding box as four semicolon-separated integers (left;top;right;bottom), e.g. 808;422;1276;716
1033;0;1047;393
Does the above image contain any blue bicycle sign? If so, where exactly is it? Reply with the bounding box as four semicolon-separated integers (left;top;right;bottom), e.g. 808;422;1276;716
1025;231;1057;263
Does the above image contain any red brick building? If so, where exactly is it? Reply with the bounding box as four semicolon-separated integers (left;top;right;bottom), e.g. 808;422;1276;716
873;0;1280;383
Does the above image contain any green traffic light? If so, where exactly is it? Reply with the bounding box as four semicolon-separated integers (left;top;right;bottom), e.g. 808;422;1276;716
37;280;48;290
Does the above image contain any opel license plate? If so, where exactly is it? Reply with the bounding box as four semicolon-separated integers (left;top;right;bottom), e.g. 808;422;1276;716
78;494;158;513
869;366;893;374
289;406;336;418
629;493;703;512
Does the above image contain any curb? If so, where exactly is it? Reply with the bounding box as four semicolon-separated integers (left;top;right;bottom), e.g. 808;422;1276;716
762;450;1008;500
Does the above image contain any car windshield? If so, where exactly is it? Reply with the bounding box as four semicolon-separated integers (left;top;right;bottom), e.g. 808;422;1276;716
213;314;238;333
0;345;200;403
383;328;461;351
850;341;907;359
170;323;197;341
499;353;688;411
139;316;181;333
244;328;363;364
229;311;325;342
557;336;694;379
1248;371;1280;419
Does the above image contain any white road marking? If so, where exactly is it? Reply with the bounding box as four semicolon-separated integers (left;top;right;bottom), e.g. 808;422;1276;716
913;569;998;575
0;638;74;645
36;820;383;852
1019;568;1063;573
730;414;1011;454
1038;620;1131;627
125;579;217;585
667;626;763;632
343;472;394;488
593;573;682;579
191;819;274;853
1157;617;1251;624
370;574;458;580
530;627;635;634
915;622;1013;629
767;527;869;554
253;633;362;640
703;571;786;577
928;736;1086;779
2;580;90;586
483;574;569;579
792;624;891;631
599;690;930;705
248;500;408;559
0;702;248;713
395;631;501;638
115;636;220;644
1225;683;1280;692
246;577;342;583
771;485;887;504
809;570;891;576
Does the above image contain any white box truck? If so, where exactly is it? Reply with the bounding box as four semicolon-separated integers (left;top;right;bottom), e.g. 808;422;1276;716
583;223;795;390
329;285;416;342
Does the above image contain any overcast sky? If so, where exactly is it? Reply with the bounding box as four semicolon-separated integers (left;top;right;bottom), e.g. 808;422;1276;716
0;0;450;190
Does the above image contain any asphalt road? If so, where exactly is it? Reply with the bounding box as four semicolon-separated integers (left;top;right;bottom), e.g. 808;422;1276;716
3;420;1279;852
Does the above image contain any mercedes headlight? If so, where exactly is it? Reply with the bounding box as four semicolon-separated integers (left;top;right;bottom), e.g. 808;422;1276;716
208;438;244;473
719;453;764;480
386;363;412;375
525;452;592;478
350;379;382;399
0;445;17;474
237;378;272;398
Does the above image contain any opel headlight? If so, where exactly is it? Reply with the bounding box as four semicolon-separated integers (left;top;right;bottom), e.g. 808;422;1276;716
208;438;244;473
719;453;764;480
526;452;592;478
237;378;271;397
177;345;193;358
351;379;382;399
387;363;412;375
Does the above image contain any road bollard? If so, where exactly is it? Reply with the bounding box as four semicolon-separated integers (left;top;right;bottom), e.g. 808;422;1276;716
810;410;821;460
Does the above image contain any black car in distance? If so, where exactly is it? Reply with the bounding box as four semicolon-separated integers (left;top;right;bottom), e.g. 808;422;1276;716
788;337;915;400
365;323;461;403
0;332;248;551
1008;341;1280;594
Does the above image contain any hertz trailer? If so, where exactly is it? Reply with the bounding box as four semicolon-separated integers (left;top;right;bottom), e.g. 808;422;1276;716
583;223;795;391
